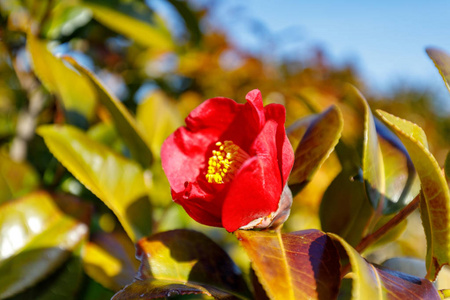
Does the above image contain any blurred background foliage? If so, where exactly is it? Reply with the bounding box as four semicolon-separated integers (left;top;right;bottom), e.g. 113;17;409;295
0;0;449;299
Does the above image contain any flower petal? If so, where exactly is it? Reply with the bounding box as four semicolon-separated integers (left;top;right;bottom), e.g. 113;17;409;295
222;120;282;232
171;181;224;227
161;127;215;193
264;103;294;186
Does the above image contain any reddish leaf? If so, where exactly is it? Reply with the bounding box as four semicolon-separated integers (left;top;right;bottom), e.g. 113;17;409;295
287;105;343;195
113;230;251;299
235;229;340;300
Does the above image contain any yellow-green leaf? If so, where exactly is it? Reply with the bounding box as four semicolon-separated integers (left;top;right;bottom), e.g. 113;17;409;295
288;105;343;195
0;150;39;204
236;229;340;300
63;56;153;168
0;191;89;298
27;32;96;126
426;47;450;94
38;124;152;242
136;91;182;159
377;110;450;280
113;230;251;300
329;233;440;299
83;231;139;292
83;2;174;51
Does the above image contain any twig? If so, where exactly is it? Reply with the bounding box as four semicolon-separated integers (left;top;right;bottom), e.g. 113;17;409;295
355;194;420;253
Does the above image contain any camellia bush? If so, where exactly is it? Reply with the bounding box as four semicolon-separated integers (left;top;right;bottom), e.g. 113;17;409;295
1;0;450;299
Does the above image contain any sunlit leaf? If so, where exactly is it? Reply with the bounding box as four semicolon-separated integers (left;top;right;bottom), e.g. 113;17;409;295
136;91;182;159
63;56;153;168
235;229;340;300
445;151;450;182
83;2;174;51
41;3;92;39
0;191;90;298
83;231;139;291
287;105;343;195
376;120;420;214
27;32;96;127
38;124;152;242
0;150;39;204
329;233;440;299
350;86;385;213
113;230;251;300
426;48;450;94
8;243;84;300
377;110;450;280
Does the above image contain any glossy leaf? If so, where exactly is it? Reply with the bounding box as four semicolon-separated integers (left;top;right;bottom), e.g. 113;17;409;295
320;168;373;247
329;233;439;299
83;2;174;51
83;231;139;291
27;32;96;127
63;56;153;168
351;86;385;213
113;229;251;300
0;191;89;298
377;110;450;280
0;150;39;204
235;229;340;300
8;243;84;300
426;48;450;93
287;105;343;195
376;120;420;214
38;124;152;242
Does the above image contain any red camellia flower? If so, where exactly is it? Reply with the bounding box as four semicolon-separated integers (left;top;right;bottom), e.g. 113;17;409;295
161;89;294;232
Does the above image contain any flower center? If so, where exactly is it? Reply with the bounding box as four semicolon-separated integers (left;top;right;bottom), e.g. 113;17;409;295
205;141;250;184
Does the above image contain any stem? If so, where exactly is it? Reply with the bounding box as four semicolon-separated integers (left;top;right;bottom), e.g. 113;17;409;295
355;194;420;253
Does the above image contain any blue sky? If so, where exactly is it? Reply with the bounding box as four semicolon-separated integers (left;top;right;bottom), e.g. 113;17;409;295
207;0;450;100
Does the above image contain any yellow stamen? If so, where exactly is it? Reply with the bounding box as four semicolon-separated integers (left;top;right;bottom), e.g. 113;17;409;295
205;140;250;184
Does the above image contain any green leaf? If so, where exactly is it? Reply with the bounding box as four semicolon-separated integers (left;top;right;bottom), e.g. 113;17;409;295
377;120;420;214
377;110;450;280
135;91;182;159
235;229;341;300
27;32;96;127
166;0;202;45
0;150;39;204
287;105;343;195
352;86;385;213
38;124;152;242
113;230;251;300
320;168;373;247
0;191;90;298
8;243;85;300
83;231;139;291
426;48;450;94
329;233;440;299
83;2;174;51
62;56;153;168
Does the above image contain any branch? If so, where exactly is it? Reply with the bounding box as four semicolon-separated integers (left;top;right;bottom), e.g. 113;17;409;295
355;194;420;253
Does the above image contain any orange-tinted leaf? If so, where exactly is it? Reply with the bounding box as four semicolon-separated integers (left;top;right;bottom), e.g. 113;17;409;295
235;229;340;300
62;56;153;168
113;230;251;299
329;233;439;299
426;48;450;94
377;110;450;280
288;105;343;195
